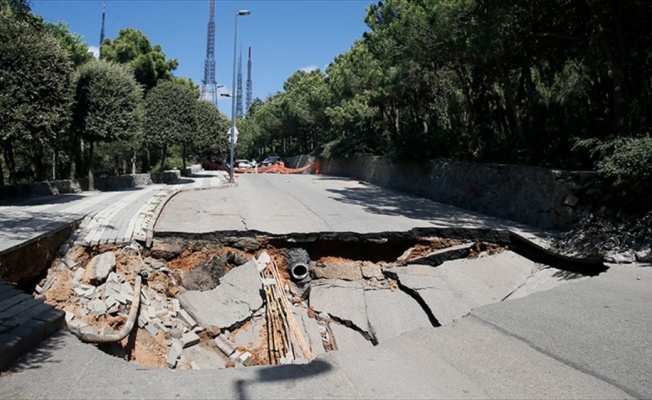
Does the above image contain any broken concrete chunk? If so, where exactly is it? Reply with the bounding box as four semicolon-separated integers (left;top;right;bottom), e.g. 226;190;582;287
145;323;159;337
166;348;179;368
62;255;76;269
181;331;200;348
256;251;271;271
73;268;85;284
365;288;432;343
214;335;236;356
360;262;385;280
238;352;254;367
84;252;116;284
312;261;363;281
177;260;263;329
178;309;197;329
88;298;107;314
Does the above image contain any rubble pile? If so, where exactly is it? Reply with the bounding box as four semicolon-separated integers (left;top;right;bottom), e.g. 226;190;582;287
551;211;652;263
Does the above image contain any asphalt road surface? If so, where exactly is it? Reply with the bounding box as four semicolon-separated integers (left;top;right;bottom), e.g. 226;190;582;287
1;173;650;399
155;174;519;235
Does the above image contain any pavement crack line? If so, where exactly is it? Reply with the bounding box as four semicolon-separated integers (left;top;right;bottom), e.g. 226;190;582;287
383;270;442;328
328;314;378;346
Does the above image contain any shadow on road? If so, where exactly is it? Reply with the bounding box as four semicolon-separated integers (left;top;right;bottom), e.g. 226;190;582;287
234;359;333;400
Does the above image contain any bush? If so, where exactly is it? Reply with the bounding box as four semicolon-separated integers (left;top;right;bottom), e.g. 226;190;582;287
595;136;652;189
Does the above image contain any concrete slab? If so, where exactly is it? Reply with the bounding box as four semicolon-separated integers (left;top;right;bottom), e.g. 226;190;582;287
177;260;263;329
292;305;325;356
309;280;370;334
364;288;432;343
329;321;374;352
387;251;534;325
504;265;588;300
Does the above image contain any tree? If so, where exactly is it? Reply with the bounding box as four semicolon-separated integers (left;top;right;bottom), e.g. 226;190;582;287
194;100;230;160
72;60;143;190
101;28;179;91
45;22;94;68
144;81;197;170
0;12;73;184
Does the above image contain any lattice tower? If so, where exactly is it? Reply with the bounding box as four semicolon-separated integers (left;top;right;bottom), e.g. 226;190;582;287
236;49;244;118
246;47;253;113
99;0;106;49
199;0;219;109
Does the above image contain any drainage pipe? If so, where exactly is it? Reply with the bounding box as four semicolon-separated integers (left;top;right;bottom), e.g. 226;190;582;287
68;276;142;343
286;248;311;282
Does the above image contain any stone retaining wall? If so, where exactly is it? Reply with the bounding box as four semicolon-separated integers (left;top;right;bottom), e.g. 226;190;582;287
286;155;599;229
0;174;152;201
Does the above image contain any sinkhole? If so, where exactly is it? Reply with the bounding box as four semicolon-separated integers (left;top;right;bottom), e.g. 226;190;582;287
30;230;604;370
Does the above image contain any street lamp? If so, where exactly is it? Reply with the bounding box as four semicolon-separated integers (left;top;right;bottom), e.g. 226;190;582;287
229;10;251;183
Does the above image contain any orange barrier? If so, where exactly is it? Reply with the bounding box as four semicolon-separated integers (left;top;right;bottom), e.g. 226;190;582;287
233;162;316;175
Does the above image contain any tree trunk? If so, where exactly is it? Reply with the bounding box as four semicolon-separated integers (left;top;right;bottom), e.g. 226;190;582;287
0;149;4;186
160;144;168;172
52;148;57;181
454;66;479;157
3;140;17;184
132;150;136;175
88;140;95;191
182;144;187;171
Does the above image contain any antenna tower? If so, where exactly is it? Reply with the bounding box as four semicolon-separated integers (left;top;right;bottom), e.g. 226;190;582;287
99;0;106;48
199;0;219;109
246;47;253;113
236;49;244;118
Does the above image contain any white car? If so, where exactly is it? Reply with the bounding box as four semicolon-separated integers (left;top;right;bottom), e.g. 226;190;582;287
236;160;252;169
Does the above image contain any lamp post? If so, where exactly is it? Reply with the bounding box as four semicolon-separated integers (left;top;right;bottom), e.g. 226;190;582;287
229;10;251;183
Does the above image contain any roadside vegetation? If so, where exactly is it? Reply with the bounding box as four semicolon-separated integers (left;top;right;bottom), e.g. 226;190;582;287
0;0;229;186
1;0;651;195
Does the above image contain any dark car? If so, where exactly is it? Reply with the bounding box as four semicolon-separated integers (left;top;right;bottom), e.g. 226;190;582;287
260;156;281;167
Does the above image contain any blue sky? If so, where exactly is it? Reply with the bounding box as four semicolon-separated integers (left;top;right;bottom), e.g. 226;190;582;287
31;0;372;114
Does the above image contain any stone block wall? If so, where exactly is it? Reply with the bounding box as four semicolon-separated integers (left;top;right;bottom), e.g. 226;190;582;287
0;174;153;201
287;155;599;229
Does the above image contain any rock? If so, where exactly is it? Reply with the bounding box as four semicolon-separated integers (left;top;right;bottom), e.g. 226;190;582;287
360;262;385;280
84;252;116;285
150;239;184;261
177;260;263;330
312;261;363;281
635;248;652;262
226;237;260;252
123;241;142;256
604;250;636;264
563;194;579;207
173;254;229;291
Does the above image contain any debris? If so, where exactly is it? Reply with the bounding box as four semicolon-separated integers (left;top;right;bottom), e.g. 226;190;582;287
84;252;116;284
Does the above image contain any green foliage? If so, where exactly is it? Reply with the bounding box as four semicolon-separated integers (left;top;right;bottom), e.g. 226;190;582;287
101;28;179;91
0;12;74;183
171;76;200;99
45;22;94;68
194;100;230;158
578;136;652;189
144;81;197;170
73;60;143;144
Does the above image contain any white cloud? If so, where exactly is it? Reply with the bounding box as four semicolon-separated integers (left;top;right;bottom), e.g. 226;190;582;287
88;46;100;59
300;65;319;73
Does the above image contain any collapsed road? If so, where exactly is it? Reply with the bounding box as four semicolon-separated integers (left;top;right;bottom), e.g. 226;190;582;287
1;173;650;399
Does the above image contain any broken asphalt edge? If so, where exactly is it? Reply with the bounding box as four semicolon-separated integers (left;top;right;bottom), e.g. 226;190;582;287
154;227;608;276
145;189;181;248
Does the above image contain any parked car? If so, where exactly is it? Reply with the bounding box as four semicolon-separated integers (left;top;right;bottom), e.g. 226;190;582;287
235;159;252;169
260;156;281;167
